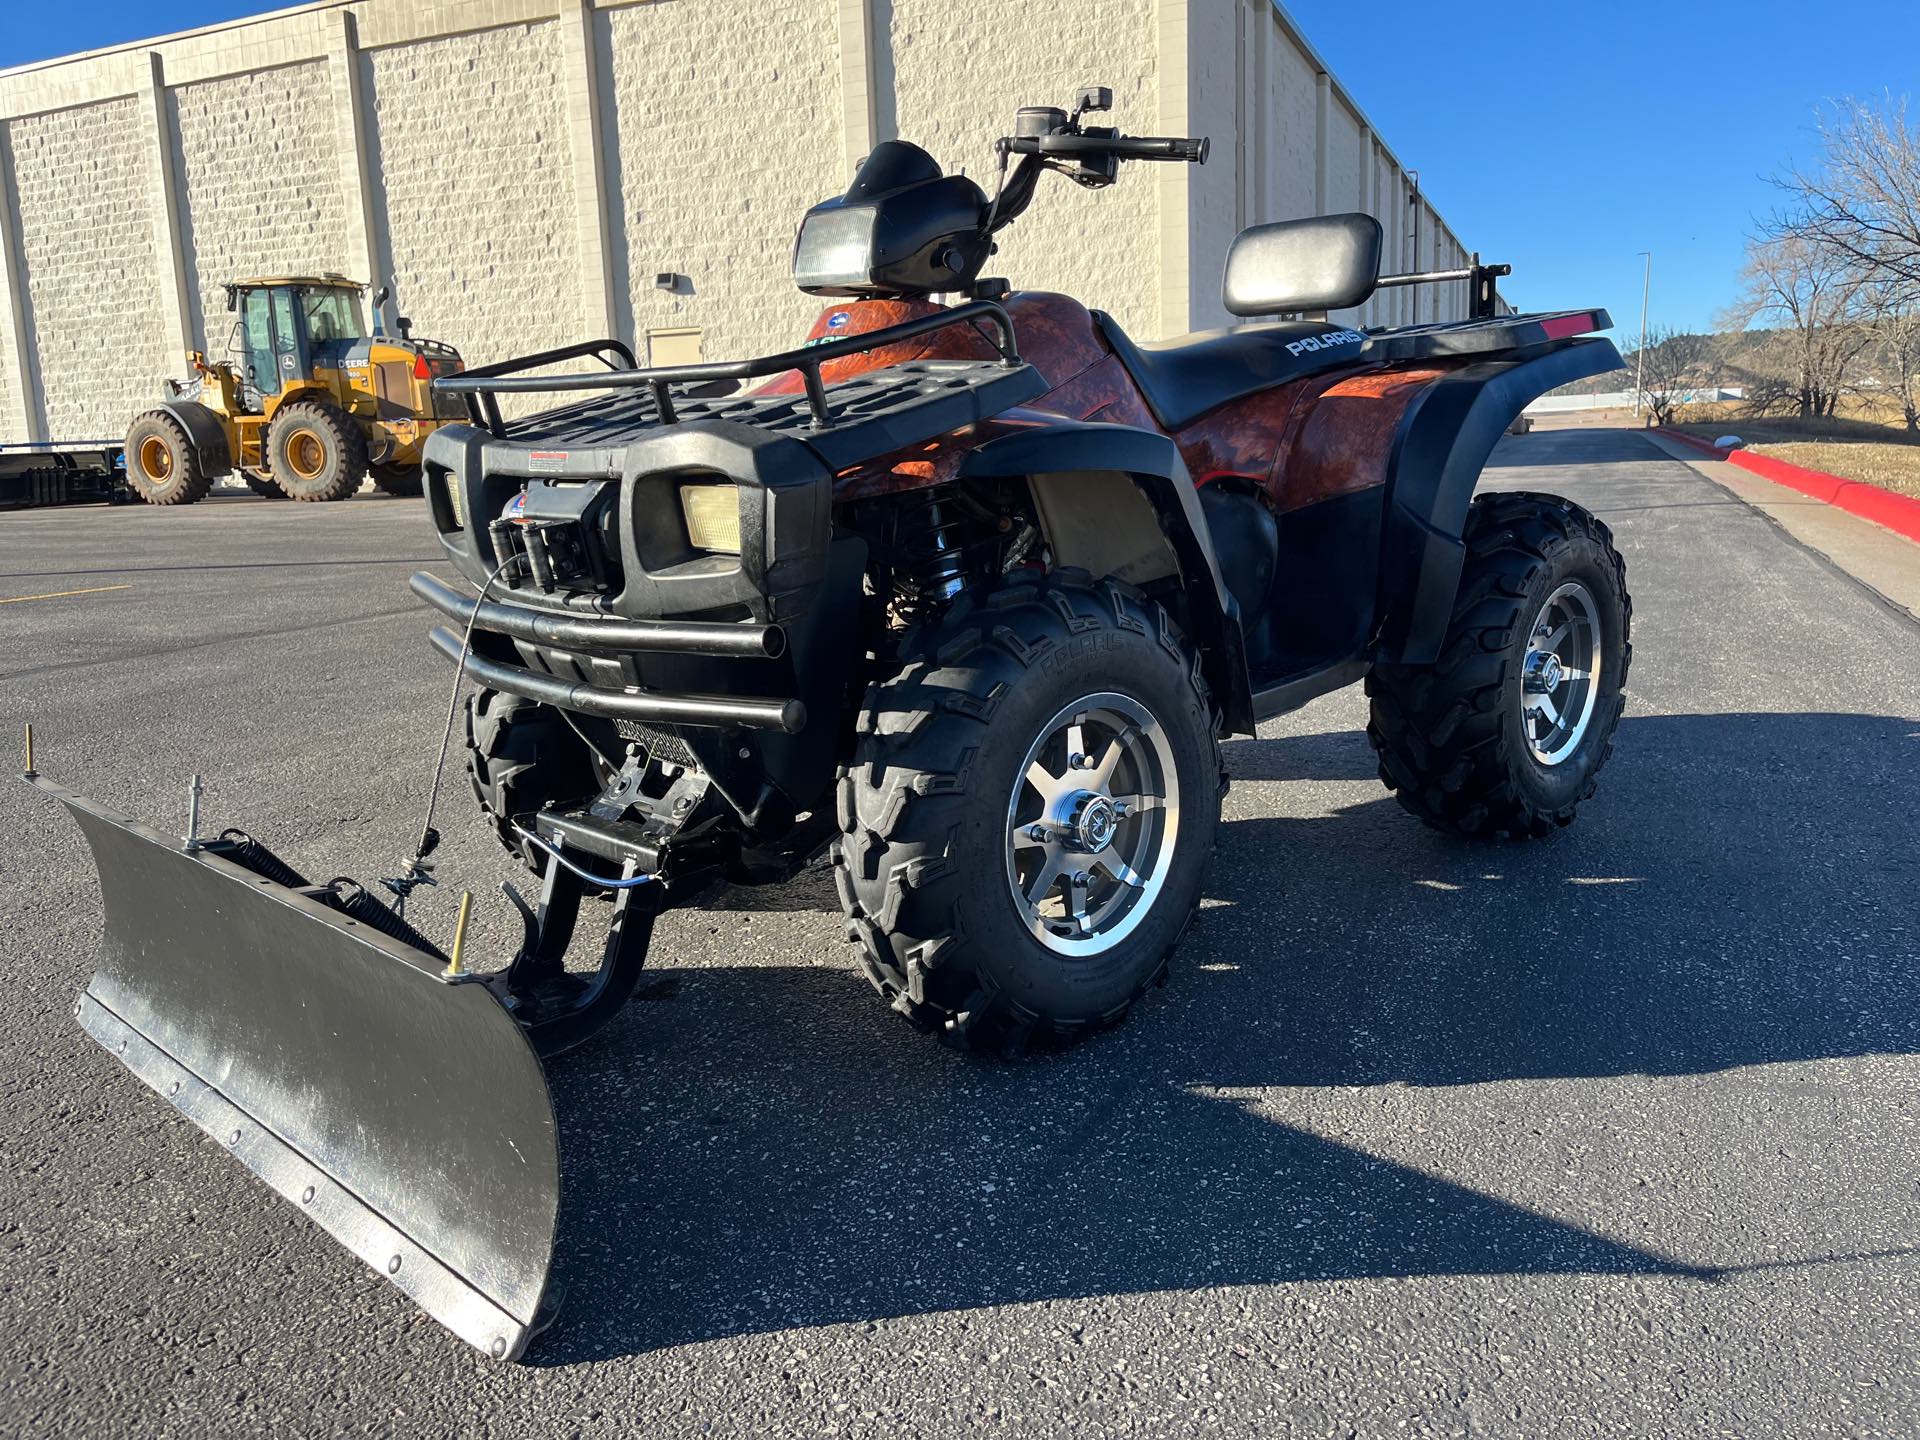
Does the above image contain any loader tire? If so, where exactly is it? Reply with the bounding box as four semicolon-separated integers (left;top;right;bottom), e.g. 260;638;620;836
267;400;366;501
243;471;287;499
1366;490;1631;840
371;463;424;497
834;572;1222;1054
124;412;213;506
465;688;603;874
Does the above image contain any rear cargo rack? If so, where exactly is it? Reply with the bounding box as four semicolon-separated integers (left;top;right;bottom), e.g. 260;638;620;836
436;300;1024;438
1374;255;1512;319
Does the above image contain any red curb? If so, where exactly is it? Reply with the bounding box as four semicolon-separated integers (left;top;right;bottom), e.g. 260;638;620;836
1653;428;1729;458
1652;427;1920;545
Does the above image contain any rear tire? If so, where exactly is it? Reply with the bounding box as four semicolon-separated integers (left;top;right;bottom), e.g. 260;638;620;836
834;573;1222;1052
371;463;424;497
267;400;365;502
124;413;213;506
1365;491;1630;839
465;689;604;874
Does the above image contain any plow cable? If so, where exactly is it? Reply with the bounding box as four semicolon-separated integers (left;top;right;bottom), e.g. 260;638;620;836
385;552;525;914
389;552;661;912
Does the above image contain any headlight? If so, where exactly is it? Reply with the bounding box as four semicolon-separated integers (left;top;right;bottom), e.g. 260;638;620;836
679;482;741;554
792;204;877;291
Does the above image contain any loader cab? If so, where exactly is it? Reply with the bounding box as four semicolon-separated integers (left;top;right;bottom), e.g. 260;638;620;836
225;276;371;411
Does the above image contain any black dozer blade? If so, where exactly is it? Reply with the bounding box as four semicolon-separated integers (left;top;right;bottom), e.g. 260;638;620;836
34;775;560;1360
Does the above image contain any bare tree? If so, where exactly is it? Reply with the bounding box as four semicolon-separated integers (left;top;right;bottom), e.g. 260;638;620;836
1863;279;1920;430
1720;228;1872;417
1780;97;1920;287
1619;327;1715;426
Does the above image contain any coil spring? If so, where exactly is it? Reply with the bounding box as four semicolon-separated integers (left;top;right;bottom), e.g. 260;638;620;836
216;828;310;888
320;878;448;960
886;488;1019;623
216;829;445;959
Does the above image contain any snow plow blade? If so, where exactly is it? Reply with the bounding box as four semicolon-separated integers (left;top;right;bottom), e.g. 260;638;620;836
35;774;559;1361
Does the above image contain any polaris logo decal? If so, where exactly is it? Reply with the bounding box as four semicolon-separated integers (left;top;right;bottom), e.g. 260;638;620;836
1286;329;1366;356
502;491;529;523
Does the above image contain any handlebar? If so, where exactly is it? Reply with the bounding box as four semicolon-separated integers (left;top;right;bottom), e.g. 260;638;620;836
1095;134;1210;163
1004;132;1209;164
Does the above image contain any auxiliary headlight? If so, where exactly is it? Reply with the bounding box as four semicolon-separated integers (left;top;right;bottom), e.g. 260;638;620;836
679;482;742;554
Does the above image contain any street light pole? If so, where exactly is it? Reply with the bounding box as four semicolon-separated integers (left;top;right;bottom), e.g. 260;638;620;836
1634;250;1651;417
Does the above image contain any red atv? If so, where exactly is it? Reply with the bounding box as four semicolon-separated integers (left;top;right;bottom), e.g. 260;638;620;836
34;90;1629;1358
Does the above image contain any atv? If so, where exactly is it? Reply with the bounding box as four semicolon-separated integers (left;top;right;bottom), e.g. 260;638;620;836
28;89;1629;1360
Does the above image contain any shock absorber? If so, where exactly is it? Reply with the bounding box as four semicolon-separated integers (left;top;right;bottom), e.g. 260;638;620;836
886;486;1028;623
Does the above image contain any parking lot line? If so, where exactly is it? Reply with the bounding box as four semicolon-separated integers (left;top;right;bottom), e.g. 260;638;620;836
0;583;133;605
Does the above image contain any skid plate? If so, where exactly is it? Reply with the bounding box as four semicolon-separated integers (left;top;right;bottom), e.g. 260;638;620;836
37;776;559;1360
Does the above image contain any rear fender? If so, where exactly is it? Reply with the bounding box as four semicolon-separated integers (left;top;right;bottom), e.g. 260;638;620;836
150;399;234;476
958;422;1254;735
1376;337;1624;664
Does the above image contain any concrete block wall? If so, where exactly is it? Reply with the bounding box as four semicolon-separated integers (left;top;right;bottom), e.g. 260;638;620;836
0;0;1477;447
888;0;1161;338
600;0;844;362
365;21;581;378
170;61;348;361
8;97;172;439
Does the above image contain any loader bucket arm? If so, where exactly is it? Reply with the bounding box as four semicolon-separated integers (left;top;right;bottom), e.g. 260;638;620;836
32;774;561;1360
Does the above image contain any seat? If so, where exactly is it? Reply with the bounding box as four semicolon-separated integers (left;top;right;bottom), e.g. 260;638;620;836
1093;212;1386;430
1094;311;1369;431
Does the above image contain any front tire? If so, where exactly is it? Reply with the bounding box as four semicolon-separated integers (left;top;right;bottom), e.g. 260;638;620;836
1366;491;1631;839
465;689;604;874
124;413;213;506
370;463;424;497
267;400;366;501
835;573;1223;1052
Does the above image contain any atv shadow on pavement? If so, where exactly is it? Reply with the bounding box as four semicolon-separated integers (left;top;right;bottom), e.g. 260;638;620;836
532;711;1918;1364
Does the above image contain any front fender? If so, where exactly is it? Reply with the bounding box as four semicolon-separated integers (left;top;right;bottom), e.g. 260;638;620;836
150;399;234;476
1377;337;1624;664
958;422;1253;735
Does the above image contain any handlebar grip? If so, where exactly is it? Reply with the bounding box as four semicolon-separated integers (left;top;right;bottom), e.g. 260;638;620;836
1107;135;1210;163
1018;133;1211;164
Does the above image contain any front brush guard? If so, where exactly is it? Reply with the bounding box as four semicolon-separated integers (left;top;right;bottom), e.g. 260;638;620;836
28;771;658;1359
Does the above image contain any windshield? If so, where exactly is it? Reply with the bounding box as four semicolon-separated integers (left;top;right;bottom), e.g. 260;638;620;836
301;287;367;344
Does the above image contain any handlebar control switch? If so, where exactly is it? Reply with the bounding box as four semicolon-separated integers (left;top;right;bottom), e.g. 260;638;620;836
1073;86;1113;115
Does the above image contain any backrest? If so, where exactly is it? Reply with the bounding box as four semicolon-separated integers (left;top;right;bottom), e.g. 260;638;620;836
1223;213;1383;317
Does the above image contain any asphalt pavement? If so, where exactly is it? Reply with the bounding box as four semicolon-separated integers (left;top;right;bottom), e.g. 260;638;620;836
1;430;1916;1437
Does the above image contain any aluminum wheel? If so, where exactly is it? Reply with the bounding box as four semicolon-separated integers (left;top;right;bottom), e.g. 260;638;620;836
1521;580;1602;766
1004;693;1180;957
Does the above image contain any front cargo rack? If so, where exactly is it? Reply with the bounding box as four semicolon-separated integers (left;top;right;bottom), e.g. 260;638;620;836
434;299;1024;438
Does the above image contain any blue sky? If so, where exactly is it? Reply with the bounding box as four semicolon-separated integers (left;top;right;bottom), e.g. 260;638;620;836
1287;0;1920;335
2;4;268;70
8;2;1917;337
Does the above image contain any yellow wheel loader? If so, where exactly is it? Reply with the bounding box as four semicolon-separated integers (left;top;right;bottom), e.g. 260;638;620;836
124;275;464;504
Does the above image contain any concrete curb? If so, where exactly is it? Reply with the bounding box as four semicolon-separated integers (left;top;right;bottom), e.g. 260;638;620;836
1652;427;1920;545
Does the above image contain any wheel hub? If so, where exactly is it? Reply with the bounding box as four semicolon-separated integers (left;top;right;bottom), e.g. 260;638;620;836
1520;581;1602;766
1005;694;1180;957
1069;792;1119;852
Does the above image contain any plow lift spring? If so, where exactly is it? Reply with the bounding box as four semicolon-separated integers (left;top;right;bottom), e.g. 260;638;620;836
19;567;670;1360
